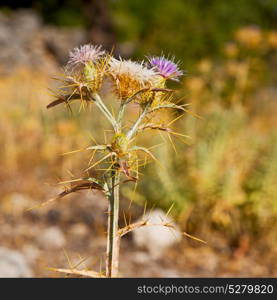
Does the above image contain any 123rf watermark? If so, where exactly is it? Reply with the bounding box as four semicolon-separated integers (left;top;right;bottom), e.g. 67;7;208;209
137;284;274;296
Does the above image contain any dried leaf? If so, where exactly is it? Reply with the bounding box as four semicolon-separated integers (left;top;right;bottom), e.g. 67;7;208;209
46;94;91;109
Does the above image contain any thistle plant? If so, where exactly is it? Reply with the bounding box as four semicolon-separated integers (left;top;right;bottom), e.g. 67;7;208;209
47;44;189;278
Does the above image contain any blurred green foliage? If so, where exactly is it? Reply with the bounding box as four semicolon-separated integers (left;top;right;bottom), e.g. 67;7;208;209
2;0;276;65
38;0;277;64
36;0;86;27
111;0;277;65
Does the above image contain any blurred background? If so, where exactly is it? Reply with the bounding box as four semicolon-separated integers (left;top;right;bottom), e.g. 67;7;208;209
0;0;276;277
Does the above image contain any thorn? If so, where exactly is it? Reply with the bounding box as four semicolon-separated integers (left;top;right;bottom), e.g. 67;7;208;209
183;232;207;244
165;203;175;218
63;249;73;269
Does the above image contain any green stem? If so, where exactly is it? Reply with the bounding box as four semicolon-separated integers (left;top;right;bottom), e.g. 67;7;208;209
126;103;150;140
116;102;126;132
105;100;127;277
106;165;120;277
92;93;117;131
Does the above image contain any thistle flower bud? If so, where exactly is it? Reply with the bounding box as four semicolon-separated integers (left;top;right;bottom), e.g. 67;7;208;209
83;60;106;92
108;58;158;101
64;44;108;93
111;133;129;157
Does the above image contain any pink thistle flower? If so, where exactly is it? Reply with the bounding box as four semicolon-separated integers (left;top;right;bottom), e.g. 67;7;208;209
148;56;183;81
66;44;105;70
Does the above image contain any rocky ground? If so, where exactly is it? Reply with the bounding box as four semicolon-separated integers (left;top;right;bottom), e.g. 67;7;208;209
0;190;276;278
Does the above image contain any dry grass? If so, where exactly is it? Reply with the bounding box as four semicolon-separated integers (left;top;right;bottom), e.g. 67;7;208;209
0;27;276;276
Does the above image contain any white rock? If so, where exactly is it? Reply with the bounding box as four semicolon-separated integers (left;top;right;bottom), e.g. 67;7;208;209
0;247;33;278
22;245;40;264
133;209;182;259
69;223;89;237
132;251;151;264
37;226;66;250
1;193;35;215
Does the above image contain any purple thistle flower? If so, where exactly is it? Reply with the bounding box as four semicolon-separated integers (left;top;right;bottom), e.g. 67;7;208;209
67;44;105;70
148;56;183;81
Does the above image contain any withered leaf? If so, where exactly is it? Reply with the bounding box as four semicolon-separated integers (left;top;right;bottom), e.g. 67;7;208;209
46;94;91;109
58;181;104;198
